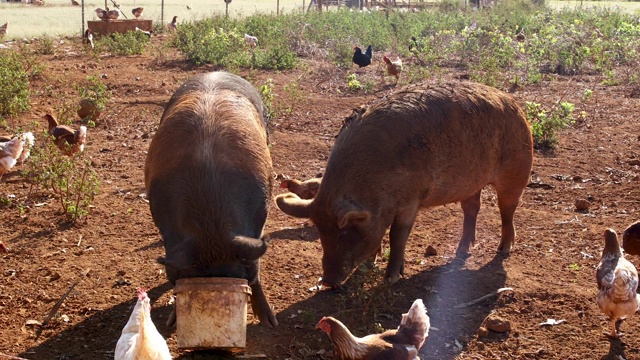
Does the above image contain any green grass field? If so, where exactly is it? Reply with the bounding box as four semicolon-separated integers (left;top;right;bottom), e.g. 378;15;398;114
0;0;306;39
1;0;639;39
549;0;640;12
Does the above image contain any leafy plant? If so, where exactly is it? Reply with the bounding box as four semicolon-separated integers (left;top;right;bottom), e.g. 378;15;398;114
23;140;99;221
259;78;278;120
347;73;362;92
76;75;111;119
282;81;305;115
96;30;150;56
35;37;56;55
525;101;575;151
0;50;31;126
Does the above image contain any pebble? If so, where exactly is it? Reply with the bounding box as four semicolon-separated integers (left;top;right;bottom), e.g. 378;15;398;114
481;314;511;333
574;199;590;211
425;245;437;256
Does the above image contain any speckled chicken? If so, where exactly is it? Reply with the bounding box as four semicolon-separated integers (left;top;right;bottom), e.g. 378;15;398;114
44;114;87;156
280;177;322;200
622;221;640;256
316;299;429;360
596;228;640;338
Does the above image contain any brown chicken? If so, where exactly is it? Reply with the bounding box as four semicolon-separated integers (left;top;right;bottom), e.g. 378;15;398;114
95;8;108;21
316;299;429;360
0;22;7;39
596;228;640;338
280;177;322;200
383;56;403;82
622;221;640;256
167;16;178;31
44;114;87;156
132;7;144;19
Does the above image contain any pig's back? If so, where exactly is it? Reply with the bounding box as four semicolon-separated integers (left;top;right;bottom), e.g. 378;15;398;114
326;82;532;207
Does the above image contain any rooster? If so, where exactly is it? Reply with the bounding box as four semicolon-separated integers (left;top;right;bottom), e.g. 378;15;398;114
353;45;373;68
84;29;94;49
167;16;177;31
115;288;172;360
383;56;403;82
44;114;87;156
0;22;7;39
316;299;429;360
596;228;640;338
622;221;640;256
0;137;24;178
132;7;144;19
280;177;321;200
244;34;258;48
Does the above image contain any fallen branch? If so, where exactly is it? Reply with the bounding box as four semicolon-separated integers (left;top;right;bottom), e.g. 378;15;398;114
454;287;514;309
42;282;79;327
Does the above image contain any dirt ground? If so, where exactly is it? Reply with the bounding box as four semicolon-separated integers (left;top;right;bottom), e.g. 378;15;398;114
0;34;639;360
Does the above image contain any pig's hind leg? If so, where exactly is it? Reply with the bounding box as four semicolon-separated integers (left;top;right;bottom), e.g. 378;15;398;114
494;183;526;254
456;191;482;257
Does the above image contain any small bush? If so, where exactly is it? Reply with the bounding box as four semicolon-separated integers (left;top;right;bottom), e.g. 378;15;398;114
96;31;150;56
347;73;362;92
0;50;31;126
23;140;99;221
525;101;575;150
76;75;111;118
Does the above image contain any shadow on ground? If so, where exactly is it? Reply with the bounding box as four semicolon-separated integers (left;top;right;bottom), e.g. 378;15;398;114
19;253;507;360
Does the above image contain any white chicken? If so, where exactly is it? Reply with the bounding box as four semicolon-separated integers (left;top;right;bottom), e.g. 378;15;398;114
115;288;172;360
0;137;24;178
16;132;35;164
596;228;640;338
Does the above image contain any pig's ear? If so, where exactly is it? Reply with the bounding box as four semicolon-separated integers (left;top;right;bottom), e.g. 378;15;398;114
337;204;370;229
275;193;312;218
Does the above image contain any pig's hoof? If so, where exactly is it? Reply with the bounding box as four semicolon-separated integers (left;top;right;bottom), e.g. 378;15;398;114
385;273;401;285
259;312;279;328
455;249;471;259
496;245;512;255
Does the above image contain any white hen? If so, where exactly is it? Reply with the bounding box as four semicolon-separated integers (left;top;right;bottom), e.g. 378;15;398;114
596;228;640;338
16;132;35;164
0;137;24;178
115;288;172;360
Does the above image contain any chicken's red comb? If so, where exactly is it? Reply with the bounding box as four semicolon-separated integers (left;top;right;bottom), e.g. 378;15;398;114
136;287;148;300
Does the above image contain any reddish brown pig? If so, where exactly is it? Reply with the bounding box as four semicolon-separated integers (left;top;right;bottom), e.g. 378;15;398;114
144;72;277;326
276;82;533;287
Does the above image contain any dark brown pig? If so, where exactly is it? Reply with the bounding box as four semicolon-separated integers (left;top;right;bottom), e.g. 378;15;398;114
276;82;533;287
144;71;277;326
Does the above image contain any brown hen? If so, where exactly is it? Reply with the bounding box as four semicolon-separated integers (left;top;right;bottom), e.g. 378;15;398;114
622;221;640;256
316;299;429;360
44;114;87;156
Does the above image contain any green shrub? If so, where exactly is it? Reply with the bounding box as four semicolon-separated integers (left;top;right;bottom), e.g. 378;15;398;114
0;50;31;126
96;30;150;56
23;139;99;221
525;101;575;150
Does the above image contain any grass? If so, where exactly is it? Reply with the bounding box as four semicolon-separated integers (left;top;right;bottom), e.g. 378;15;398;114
549;0;640;12
0;0;308;39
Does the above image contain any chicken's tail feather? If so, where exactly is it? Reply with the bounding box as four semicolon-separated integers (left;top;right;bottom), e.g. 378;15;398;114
77;126;88;144
398;299;430;350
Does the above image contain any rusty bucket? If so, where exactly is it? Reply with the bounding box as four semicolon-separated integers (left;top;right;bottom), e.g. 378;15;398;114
174;277;252;351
